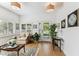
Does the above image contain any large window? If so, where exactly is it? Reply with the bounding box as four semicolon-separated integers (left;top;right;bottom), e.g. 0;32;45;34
27;24;32;33
8;22;13;34
0;20;8;35
21;24;26;32
43;22;49;36
0;20;20;36
15;23;20;33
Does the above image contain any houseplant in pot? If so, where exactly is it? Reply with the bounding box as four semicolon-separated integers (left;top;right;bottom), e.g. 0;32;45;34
32;32;40;43
49;24;57;39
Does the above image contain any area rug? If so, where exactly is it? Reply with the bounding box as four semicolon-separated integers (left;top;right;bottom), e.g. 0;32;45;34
0;48;39;56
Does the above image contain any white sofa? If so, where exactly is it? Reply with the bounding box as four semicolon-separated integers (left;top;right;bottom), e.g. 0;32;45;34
16;33;29;44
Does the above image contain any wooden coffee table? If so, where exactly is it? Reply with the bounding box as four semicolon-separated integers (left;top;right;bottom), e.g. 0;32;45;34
0;44;25;56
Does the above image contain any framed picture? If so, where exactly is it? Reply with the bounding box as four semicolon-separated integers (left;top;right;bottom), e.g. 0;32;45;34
68;10;78;27
61;19;66;28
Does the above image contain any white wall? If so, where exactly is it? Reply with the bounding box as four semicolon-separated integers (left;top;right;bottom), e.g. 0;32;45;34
55;2;79;56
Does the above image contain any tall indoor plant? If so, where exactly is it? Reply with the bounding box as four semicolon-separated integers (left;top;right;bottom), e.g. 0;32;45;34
49;24;57;39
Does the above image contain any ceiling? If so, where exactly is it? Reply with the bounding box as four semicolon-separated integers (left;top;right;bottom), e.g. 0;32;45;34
0;2;25;16
0;2;63;16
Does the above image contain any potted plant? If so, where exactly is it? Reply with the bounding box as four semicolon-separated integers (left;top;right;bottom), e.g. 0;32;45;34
32;32;40;42
49;24;57;39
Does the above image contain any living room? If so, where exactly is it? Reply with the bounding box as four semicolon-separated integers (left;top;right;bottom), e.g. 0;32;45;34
0;1;79;57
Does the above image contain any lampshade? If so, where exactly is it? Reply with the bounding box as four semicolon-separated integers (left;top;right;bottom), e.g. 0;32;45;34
46;2;63;12
11;2;22;10
46;3;56;12
47;3;55;9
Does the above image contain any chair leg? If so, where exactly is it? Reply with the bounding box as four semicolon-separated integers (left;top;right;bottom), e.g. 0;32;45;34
24;46;25;53
17;51;19;56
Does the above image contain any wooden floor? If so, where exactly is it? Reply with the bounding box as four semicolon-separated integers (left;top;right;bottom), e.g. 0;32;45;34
25;42;64;56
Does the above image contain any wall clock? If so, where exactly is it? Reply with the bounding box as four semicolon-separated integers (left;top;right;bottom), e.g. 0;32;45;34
68;14;77;26
68;10;78;27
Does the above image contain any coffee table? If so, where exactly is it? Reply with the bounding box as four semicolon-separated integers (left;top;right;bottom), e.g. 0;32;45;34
0;44;25;56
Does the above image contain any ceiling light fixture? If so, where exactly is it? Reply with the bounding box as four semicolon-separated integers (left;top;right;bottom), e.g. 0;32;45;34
11;2;22;10
46;2;56;12
46;2;63;12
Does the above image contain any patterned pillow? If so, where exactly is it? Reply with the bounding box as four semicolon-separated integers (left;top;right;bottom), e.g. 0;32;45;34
7;39;16;46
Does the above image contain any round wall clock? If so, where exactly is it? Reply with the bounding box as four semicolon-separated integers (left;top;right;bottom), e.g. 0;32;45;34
68;14;77;26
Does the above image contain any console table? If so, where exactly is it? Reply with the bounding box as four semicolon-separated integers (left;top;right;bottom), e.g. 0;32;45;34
52;37;64;52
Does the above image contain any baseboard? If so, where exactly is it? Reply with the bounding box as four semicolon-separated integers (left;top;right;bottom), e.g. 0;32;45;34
64;54;66;56
63;51;66;56
63;50;66;56
62;49;66;56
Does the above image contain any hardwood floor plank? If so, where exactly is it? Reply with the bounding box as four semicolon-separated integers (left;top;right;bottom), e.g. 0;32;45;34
25;42;64;56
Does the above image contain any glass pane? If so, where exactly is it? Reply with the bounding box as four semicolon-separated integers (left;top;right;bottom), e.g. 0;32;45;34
43;22;49;35
22;24;26;30
0;20;8;35
16;23;19;30
8;22;13;34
